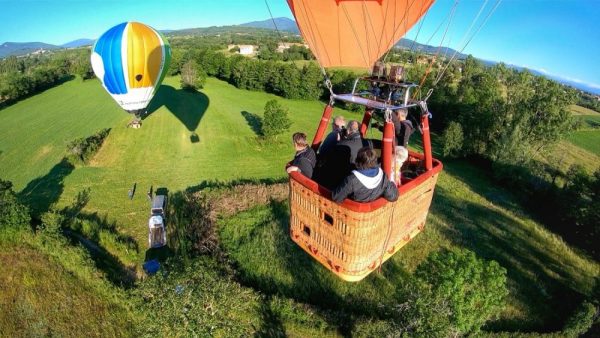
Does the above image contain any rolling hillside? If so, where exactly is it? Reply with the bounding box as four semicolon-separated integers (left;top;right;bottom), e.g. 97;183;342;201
0;76;597;335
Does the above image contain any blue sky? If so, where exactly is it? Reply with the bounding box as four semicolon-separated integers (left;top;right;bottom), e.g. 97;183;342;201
1;0;598;90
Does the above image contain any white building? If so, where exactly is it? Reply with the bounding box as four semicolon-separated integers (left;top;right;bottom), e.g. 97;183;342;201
238;45;255;55
228;44;256;56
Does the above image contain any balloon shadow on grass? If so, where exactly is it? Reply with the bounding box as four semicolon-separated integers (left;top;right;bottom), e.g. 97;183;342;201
146;85;209;143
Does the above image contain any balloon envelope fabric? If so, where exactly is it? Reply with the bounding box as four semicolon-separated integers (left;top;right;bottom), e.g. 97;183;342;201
91;22;171;113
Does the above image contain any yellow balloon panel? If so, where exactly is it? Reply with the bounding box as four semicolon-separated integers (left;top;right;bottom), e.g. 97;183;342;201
127;22;163;89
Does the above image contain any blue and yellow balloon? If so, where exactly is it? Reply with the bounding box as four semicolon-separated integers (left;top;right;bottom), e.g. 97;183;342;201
91;22;171;117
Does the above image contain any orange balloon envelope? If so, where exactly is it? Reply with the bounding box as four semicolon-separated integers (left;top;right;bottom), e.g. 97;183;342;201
287;0;435;69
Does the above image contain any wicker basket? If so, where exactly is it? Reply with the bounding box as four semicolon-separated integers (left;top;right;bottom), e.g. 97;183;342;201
289;153;442;282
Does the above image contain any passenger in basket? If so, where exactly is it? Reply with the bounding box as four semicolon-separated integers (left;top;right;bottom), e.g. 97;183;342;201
336;120;363;164
332;147;398;203
319;120;365;188
375;108;414;148
286;132;317;179
319;115;346;157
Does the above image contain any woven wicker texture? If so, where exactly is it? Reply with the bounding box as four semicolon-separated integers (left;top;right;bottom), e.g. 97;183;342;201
290;171;439;282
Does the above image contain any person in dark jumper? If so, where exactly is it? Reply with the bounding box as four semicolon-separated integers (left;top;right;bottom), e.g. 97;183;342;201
318;120;365;189
375;108;414;147
286;132;317;179
332;147;398;203
318;115;346;157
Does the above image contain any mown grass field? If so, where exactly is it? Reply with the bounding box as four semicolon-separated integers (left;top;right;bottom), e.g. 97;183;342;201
0;76;598;335
567;105;600;156
569;104;599;115
0;76;360;266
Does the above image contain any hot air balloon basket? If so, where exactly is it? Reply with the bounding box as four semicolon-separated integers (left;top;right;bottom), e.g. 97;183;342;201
288;157;441;282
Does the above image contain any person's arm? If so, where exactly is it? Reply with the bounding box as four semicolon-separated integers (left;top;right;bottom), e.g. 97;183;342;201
402;122;413;147
296;157;314;178
332;175;354;203
382;178;399;202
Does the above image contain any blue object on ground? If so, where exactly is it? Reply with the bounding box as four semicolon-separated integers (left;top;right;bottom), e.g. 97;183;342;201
143;259;160;275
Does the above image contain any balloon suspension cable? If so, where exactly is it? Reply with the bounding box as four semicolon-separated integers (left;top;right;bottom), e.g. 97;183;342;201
418;99;431;118
340;2;371;68
433;0;503;86
384;108;393;123
400;0;430;69
413;0;459;99
383;0;418;64
293;0;335;97
264;0;284;41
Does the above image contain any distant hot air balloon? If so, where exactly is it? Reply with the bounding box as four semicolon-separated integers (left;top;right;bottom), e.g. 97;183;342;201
91;22;171;119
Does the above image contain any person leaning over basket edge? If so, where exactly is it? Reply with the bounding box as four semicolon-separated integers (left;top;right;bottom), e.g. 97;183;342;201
332;147;398;203
286;132;317;179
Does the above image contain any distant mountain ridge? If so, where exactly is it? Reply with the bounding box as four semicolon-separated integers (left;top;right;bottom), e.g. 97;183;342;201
239;17;299;34
2;18;597;95
61;39;94;48
0;42;60;58
395;38;468;60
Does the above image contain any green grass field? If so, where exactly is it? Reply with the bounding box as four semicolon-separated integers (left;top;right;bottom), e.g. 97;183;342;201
565;105;600;156
569;104;600;115
0;76;361;265
568;130;600;156
0;76;598;335
0;230;136;336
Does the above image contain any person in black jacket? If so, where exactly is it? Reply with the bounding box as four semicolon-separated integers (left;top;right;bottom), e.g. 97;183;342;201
286;132;317;179
318;120;364;189
375;108;414;147
395;109;414;148
332;147;399;203
335;120;363;164
319;115;346;157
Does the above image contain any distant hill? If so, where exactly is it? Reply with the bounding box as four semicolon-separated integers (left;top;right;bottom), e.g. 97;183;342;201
239;17;299;34
395;38;468;60
479;59;600;95
165;25;283;37
61;39;94;48
0;42;60;58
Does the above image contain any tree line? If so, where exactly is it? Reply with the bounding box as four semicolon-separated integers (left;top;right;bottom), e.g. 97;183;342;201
421;56;598;259
577;91;600;113
0;49;92;107
175;48;328;100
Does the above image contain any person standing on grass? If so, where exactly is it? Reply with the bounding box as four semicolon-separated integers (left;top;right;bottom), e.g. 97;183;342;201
332;147;398;203
286;132;317;179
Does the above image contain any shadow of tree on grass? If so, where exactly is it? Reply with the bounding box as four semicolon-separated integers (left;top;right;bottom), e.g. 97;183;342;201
241;110;263;137
19;158;74;217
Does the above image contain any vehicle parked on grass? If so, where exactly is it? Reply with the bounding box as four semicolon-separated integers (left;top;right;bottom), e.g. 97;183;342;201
148;195;167;248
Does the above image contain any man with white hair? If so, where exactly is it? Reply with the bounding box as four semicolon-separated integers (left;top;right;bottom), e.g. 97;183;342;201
319;115;346;156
